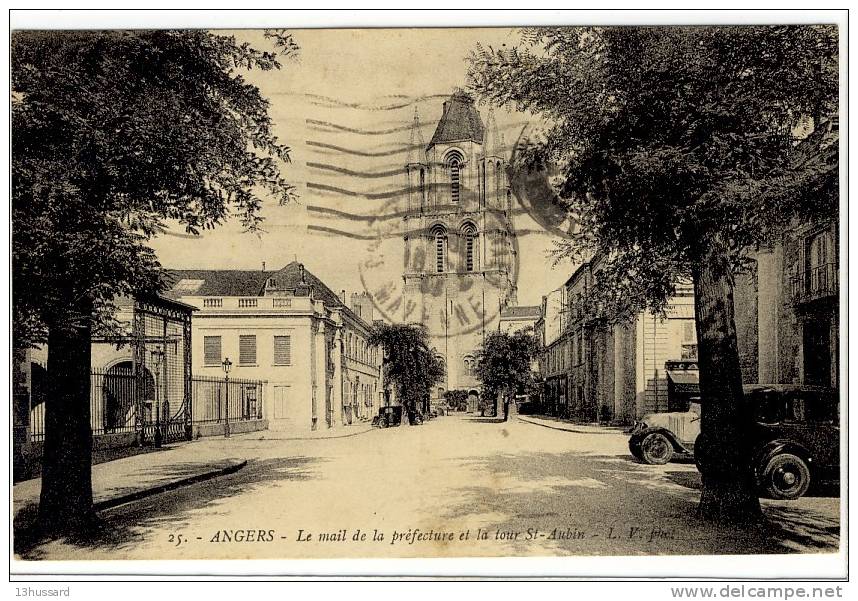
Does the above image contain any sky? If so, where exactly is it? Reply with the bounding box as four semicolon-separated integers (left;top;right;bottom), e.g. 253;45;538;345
149;28;576;310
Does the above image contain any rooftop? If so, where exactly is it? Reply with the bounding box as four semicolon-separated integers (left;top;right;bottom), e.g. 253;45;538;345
428;89;485;148
164;262;345;309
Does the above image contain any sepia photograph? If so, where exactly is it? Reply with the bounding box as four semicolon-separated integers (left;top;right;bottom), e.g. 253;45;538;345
8;10;846;580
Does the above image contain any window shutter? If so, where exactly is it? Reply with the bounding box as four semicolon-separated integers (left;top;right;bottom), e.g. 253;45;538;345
239;335;257;365
204;336;221;366
274;336;292;366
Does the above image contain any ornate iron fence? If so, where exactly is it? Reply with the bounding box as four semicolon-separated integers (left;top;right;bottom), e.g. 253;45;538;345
191;376;265;425
28;370;265;444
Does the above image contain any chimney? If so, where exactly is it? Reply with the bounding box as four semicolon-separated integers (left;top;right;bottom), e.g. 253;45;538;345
340;289;346;302
262;261;266;272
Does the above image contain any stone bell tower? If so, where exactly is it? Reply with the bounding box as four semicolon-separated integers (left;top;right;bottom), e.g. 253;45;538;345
402;89;518;406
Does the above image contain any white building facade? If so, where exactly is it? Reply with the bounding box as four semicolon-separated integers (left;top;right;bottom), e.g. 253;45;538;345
167;262;384;433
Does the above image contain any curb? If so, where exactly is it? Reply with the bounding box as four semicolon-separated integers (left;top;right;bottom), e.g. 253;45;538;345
248;426;378;442
93;459;248;512
516;416;622;435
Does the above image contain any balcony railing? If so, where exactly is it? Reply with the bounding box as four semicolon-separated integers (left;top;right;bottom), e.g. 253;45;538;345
790;262;838;304
196;297;298;310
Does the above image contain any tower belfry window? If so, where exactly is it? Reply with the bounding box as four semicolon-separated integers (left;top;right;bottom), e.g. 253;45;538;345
419;168;426;205
433;226;447;273
462;223;478;272
449;157;461;203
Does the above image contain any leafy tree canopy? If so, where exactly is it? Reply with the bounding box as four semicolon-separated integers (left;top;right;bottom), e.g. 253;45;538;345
469;25;838;321
12;30;299;347
474;330;540;402
368;322;444;410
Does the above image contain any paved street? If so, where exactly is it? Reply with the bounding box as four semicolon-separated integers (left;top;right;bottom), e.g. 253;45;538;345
17;414;839;560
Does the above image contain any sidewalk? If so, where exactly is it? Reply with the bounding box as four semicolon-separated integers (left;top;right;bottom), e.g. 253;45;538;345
13;439;247;522
516;414;628;435
13;421;378;520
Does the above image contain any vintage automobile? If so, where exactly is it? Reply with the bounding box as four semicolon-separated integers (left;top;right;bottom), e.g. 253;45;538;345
744;384;839;500
372;405;403;428
628;402;701;465
630;384;840;500
372;405;425;427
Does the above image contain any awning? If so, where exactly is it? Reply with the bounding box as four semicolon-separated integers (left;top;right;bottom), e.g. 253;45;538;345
666;370;700;394
666;371;699;385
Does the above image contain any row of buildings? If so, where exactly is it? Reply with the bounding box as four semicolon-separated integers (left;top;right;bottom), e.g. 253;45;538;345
536;261;698;424
534;212;839;425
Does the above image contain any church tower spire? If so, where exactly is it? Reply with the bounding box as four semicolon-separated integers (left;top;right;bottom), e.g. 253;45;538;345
405;107;428;213
407;107;426;166
483;109;501;159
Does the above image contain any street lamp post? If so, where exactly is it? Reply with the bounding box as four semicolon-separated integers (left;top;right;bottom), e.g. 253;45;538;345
222;357;232;438
150;347;165;448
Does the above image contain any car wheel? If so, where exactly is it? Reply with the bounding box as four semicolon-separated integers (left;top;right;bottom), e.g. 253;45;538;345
379;416;389;429
640;432;674;465
761;453;811;500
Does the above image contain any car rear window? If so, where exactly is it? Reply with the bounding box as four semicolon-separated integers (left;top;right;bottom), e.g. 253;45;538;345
785;392;838;423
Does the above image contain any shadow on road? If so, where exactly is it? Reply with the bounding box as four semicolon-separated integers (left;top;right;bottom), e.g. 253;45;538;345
14;455;321;559
762;504;841;551
664;470;703;490
441;448;839;556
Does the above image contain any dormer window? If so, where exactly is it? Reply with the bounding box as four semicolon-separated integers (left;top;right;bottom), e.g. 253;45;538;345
267;278;277;288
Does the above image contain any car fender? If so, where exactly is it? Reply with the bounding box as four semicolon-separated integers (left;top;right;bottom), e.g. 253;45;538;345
633;426;692;454
752;439;813;483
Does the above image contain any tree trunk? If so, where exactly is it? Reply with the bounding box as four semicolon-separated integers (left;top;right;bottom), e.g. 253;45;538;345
38;299;95;534
692;237;763;523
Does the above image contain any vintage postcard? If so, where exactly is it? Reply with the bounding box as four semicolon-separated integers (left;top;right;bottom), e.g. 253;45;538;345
9;11;847;580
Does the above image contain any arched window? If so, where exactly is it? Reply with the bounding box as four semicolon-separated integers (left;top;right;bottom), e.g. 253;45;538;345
463;355;475;377
419;168;426;205
447;153;463;203
432;225;447;273
462;223;478;272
